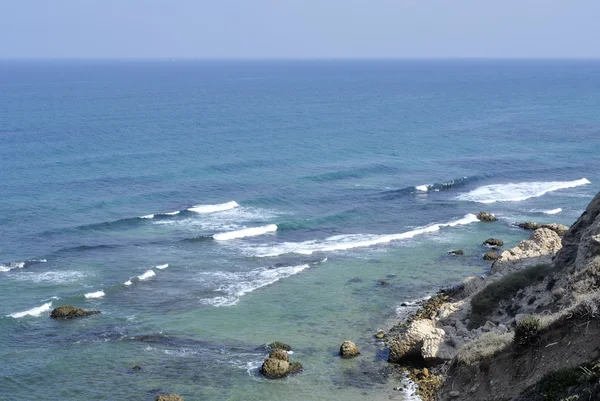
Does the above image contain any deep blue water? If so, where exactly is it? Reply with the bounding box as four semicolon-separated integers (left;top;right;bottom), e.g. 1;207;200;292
1;60;599;400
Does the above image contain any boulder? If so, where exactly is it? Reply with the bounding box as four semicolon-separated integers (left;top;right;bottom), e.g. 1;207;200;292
340;341;360;358
517;222;569;237
259;346;302;378
388;319;445;362
269;349;289;362
267;341;292;351
156;395;184;401
492;228;562;274
50;305;100;319
476;212;497;222
287;361;303;375
483;238;504;247
260;358;290;379
449;249;464;255
483;251;500;261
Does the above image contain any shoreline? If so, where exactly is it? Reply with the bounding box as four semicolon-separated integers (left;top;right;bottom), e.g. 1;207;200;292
377;210;578;400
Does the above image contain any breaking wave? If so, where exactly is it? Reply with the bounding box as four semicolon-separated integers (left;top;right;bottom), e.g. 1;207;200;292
187;201;239;214
247;214;479;257
213;224;278;241
8;302;53;318
84;290;105;299
456;178;591;203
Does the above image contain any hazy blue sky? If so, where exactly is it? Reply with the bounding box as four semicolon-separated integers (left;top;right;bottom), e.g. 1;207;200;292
1;0;599;59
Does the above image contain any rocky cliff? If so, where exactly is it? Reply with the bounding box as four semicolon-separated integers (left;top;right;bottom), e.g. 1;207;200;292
387;191;600;401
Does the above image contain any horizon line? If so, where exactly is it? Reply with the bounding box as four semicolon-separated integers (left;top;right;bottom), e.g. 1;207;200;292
2;56;600;62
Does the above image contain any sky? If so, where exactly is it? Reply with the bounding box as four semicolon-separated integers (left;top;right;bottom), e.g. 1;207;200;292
0;0;599;59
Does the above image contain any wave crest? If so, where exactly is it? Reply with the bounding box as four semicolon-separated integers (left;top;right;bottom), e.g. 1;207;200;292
213;224;277;241
248;214;478;257
456;178;590;203
8;302;53;318
187;201;239;214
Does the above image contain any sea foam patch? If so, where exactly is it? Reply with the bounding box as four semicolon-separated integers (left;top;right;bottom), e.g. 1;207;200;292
0;262;25;273
247;214;478;257
84;290;105;299
456;178;590;204
137;270;156;280
198;263;312;307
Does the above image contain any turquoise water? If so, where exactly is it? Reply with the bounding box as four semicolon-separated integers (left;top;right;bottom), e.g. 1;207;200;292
1;60;599;400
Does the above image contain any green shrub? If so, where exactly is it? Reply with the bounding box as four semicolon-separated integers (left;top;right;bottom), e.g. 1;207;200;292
469;264;554;328
515;315;541;346
457;332;514;365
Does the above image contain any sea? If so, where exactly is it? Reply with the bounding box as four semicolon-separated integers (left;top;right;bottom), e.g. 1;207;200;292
1;59;599;401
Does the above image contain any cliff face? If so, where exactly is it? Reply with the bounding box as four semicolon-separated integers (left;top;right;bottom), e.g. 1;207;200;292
434;191;600;401
386;191;600;401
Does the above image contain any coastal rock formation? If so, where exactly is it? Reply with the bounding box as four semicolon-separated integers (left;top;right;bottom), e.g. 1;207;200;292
517;222;569;236
267;341;292;351
491;228;562;275
339;341;360;358
50;305;100;319
476;212;496;222
483;238;503;247
448;249;464;255
259;346;302;378
483;251;500;261
260;357;290;379
388;319;452;363
156;395;184;401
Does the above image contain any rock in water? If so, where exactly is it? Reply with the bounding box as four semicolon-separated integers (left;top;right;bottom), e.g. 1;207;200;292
476;212;497;222
484;238;504;247
268;349;289;362
267;341;292;351
518;221;539;230
156;395;184;401
449;249;464;255
492;228;563;274
287;361;303;375
483;251;500;261
50;305;100;319
518;222;569;236
260;358;290;379
339;341;360;358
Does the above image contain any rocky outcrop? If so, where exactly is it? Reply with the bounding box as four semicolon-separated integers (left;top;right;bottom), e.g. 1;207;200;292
491;228;562;275
483;251;500;261
483;238;503;247
259;348;302;378
156;395;184;401
517;222;569;237
267;341;292;351
554;191;600;269
50;305;100;319
476;212;496;222
553;191;600;295
449;249;464;255
339;341;360;358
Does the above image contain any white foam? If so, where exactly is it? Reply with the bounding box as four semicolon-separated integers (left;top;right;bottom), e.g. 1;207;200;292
124;279;133;286
213;224;278;241
29;259;47;263
187;201;239;214
456;178;591;204
84;290;105;299
162;211;180;216
8;302;52;318
199;263;310;307
249;214;478;257
140;214;155;219
137;270;156;280
415;184;429;192
0;262;25;272
155;264;169;270
12;271;87;284
543;208;563;215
